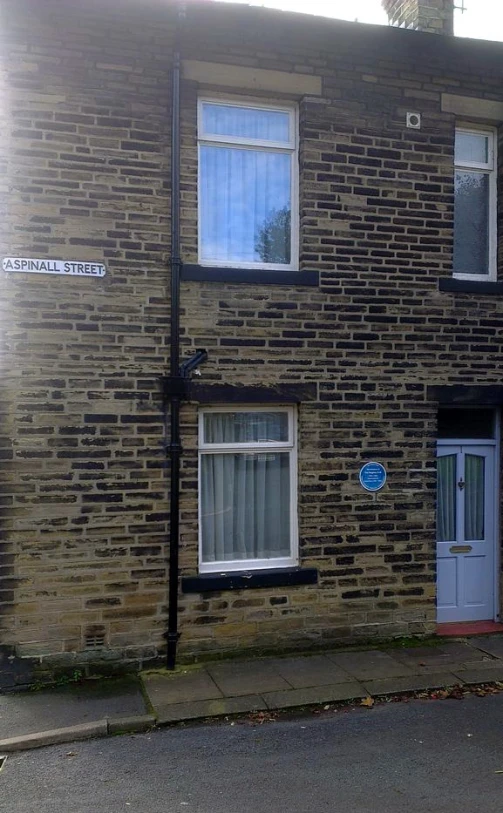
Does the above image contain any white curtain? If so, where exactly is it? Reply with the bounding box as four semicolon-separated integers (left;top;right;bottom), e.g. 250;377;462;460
203;411;288;444
202;103;290;142
200;103;291;265
438;454;456;542
465;454;484;541
201;413;291;563
200;147;291;264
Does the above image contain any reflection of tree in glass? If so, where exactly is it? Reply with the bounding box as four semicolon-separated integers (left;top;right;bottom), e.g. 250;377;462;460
255;206;291;264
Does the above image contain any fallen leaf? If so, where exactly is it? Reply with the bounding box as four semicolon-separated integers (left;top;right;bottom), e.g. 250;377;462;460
431;689;449;700
247;711;278;725
66;751;77;758
360;696;374;708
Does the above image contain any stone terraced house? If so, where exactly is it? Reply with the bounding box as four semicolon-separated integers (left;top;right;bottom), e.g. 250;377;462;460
2;0;503;684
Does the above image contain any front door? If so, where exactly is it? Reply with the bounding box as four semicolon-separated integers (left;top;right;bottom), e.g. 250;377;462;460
437;443;495;623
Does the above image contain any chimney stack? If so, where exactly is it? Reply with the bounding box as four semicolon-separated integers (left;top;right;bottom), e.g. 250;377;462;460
381;0;454;35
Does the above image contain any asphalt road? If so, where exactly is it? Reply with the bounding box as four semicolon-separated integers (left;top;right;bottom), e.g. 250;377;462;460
3;693;503;813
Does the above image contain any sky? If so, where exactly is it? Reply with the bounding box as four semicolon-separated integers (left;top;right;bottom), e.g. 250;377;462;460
213;0;503;42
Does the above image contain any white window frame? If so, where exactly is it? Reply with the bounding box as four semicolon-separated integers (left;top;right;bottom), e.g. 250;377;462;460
198;406;298;573
454;125;497;281
197;96;299;271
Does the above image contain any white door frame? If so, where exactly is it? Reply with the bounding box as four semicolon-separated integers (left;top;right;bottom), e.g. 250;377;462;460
437;424;500;622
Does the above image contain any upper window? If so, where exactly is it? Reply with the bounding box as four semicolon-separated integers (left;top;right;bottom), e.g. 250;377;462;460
198;99;297;270
198;407;298;573
453;127;497;280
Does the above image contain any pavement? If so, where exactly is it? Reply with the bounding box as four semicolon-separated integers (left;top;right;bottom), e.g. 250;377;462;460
0;675;155;753
3;635;503;752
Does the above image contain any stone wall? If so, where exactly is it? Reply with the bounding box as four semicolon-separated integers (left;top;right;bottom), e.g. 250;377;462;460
1;0;503;670
0;0;176;671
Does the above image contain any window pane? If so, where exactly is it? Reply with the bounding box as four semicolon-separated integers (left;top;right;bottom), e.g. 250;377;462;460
204;412;289;444
465;455;485;541
437;454;457;542
453;171;489;275
455;132;488;164
202;103;290;143
200;146;291;265
201;451;291;563
438;409;495;440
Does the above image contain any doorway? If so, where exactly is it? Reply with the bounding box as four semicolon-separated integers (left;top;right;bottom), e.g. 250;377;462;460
436;409;499;623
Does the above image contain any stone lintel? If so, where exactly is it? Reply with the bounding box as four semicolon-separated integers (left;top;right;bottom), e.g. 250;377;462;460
182;60;322;97
441;93;503;121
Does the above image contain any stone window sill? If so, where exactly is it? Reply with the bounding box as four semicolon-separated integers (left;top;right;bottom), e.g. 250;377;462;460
181;265;319;286
439;278;503;295
181;567;318;593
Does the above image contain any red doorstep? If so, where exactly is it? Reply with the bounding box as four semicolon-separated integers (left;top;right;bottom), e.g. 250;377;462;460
436;620;503;637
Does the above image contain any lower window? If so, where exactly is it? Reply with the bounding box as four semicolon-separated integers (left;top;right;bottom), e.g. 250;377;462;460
199;407;298;572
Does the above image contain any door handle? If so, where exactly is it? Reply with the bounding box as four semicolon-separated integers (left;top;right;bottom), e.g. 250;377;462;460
449;545;472;554
457;477;465;491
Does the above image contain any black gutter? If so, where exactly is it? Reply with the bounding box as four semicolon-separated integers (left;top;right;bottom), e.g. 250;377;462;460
163;2;207;671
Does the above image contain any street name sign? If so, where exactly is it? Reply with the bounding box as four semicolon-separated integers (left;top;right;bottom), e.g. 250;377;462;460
3;257;106;277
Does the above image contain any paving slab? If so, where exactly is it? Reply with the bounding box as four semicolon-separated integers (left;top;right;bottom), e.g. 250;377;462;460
0;676;145;740
156;695;266;724
451;663;503;684
384;643;493;673
363;672;461;696
262;681;366;710
438;641;493;661
206;660;290;697
275;655;353;689
327;649;414;680
141;670;222;706
469;636;503;659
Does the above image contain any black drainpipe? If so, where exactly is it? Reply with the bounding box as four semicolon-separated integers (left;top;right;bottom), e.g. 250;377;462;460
162;2;207;671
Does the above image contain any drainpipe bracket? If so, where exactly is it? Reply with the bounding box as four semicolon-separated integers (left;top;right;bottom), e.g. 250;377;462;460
160;375;189;400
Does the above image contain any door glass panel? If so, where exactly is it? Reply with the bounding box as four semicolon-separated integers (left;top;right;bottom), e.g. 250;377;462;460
438;455;457;542
465;454;485;541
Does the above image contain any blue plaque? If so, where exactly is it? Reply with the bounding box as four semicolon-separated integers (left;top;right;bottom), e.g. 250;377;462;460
359;462;387;492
